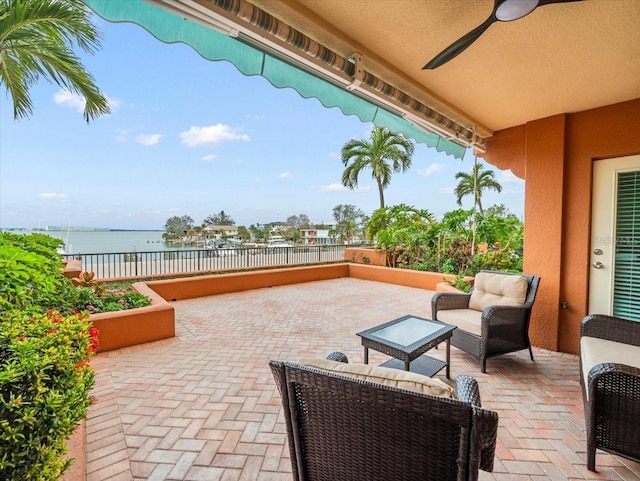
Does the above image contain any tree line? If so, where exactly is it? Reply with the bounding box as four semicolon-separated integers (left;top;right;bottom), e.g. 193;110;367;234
162;207;366;245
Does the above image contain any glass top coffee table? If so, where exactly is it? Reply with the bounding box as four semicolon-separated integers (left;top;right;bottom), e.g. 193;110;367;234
356;315;456;378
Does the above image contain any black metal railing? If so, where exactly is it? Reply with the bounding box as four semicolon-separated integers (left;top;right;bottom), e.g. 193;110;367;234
63;244;351;279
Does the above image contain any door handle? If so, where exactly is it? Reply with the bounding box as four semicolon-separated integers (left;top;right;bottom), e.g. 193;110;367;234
592;261;604;269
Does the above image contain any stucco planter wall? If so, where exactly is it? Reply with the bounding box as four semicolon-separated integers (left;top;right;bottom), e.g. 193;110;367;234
63;259;82;280
435;281;466;293
344;247;387;266
91;263;471;353
147;263;350;301
90;282;174;352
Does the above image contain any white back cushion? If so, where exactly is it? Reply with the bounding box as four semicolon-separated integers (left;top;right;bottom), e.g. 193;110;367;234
469;272;528;312
580;336;640;400
296;358;457;399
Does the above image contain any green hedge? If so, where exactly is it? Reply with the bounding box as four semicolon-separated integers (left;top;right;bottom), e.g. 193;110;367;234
0;310;97;480
0;232;97;480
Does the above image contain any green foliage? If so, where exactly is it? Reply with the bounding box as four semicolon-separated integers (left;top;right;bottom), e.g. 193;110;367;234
366;204;435;242
163;215;195;241
203;210;235;226
470;249;523;274
454;159;502;215
0;310;98;480
237;226;250;241
332;204;365;244
65;275;151;314
0;233;67;313
444;273;474;293
0;0;110;122
86;288;151;314
364;203;524;275
341;127;414;208
0;232;151;479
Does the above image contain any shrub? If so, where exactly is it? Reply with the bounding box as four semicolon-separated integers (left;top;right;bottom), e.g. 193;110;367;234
0;233;67;314
0;310;98;480
0;233;150;479
89;288;151;313
469;249;523;274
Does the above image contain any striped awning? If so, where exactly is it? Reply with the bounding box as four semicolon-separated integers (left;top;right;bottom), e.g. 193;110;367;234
83;0;484;159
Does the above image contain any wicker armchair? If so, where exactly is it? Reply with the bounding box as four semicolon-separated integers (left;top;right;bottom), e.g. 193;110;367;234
580;314;640;471
432;271;541;373
269;353;498;481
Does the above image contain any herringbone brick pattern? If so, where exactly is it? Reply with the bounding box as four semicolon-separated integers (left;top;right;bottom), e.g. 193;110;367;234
85;278;640;480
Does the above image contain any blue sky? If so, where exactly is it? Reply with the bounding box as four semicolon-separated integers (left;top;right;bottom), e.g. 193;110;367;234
0;15;524;231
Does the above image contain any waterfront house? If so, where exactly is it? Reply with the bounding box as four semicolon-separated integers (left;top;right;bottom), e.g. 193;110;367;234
202;225;239;241
300;227;333;245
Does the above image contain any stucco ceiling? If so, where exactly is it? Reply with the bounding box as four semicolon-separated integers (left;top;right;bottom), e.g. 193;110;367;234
248;0;640;136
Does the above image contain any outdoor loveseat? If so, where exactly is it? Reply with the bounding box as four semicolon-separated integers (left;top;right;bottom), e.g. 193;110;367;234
432;270;541;373
580;314;640;471
269;353;498;481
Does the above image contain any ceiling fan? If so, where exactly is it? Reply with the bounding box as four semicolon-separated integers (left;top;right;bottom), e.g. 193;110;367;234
423;0;582;70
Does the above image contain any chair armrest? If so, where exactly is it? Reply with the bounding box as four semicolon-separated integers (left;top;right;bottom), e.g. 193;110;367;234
456;375;482;407
431;292;471;316
326;351;349;363
482;304;529;325
456;375;498;473
581;314;640;347
588;362;640;400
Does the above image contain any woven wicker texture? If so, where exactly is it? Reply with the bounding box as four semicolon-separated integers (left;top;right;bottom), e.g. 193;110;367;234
432;270;541;373
580;314;640;471
270;356;498;481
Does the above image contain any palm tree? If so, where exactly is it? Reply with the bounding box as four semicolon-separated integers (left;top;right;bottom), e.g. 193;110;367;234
454;159;502;215
341;127;414;208
0;0;110;122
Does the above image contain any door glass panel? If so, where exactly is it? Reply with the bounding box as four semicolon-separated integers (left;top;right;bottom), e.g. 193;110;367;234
613;171;640;321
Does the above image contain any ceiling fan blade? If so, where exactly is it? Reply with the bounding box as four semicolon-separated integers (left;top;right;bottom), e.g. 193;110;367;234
538;0;583;5
423;16;495;70
423;0;583;70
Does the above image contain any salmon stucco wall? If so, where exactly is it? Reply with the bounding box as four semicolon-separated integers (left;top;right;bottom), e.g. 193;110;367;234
344;247;387;266
482;98;640;354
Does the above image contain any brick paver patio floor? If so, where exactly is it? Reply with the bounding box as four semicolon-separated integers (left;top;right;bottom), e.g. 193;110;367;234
85;278;640;480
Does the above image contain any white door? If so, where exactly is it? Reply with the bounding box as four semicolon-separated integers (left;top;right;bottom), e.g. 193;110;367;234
589;155;640;320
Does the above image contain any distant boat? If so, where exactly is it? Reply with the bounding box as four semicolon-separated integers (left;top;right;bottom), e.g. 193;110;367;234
267;236;294;248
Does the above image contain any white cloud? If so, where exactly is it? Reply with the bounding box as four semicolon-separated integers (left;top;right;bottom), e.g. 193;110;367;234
53;89;85;112
314;183;372;192
438;187;454;195
54;89;120;113
179;124;250;147
107;96;122;110
329;152;339;159
279;172;293;179
202;154;218;162
417;162;446;177
316;183;348;192
39;192;68;200
136;134;161;146
115;129;131;143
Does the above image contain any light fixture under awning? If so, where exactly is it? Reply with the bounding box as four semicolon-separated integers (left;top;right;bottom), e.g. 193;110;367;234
83;0;483;159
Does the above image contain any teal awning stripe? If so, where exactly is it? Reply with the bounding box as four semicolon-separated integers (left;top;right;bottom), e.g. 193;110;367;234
83;0;466;159
262;55;379;122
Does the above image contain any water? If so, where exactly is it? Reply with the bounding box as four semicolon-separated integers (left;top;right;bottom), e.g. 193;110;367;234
42;230;169;254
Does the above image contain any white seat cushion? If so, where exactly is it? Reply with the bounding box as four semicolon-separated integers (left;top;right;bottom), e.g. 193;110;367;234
469;272;528;311
296;357;457;399
436;309;482;336
580;336;640;400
